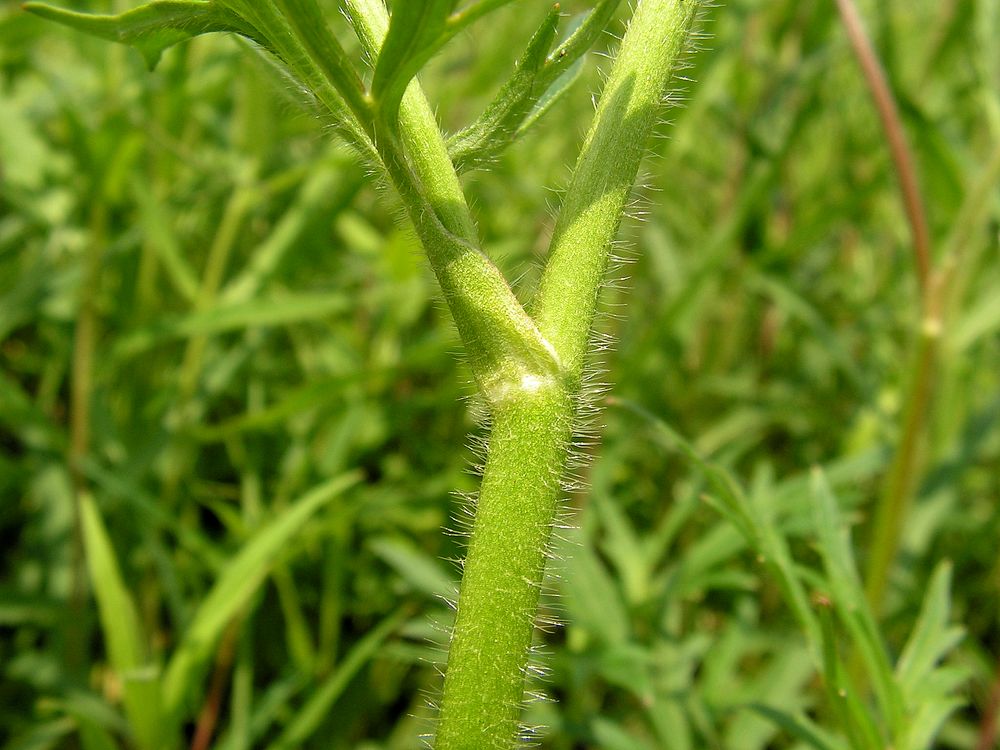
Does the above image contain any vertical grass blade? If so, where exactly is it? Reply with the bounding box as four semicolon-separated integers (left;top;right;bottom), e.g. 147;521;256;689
811;469;905;739
266;608;408;749
79;493;167;750
161;471;362;723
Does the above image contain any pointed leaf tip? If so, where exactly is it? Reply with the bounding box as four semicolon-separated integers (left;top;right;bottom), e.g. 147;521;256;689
24;1;246;70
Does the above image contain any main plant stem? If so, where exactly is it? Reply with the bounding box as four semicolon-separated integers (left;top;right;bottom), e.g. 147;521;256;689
436;383;573;748
288;0;699;744
434;1;700;746
236;0;699;744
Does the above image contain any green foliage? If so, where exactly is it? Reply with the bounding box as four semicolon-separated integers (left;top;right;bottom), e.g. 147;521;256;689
371;0;458;125
4;0;1000;748
161;472;361;724
79;493;164;750
19;1;254;69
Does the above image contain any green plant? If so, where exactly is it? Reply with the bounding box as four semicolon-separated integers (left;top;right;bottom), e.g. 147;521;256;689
12;0;1000;748
831;0;1000;617
23;0;704;746
612;399;968;750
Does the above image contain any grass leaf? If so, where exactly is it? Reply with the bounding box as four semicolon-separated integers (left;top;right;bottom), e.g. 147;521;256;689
745;703;849;750
113;293;351;359
810;468;905;739
160;471;362;723
612;398;821;652
369;536;456;600
79;494;166;750
896;561;963;695
266;608;408;750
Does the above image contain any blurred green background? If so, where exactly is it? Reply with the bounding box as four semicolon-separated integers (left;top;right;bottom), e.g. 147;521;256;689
2;0;999;747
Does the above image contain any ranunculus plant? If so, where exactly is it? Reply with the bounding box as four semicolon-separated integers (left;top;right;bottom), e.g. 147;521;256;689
26;0;703;746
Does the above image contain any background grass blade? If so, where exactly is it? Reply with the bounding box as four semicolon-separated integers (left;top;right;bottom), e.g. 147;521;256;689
79;494;167;750
266;608;408;749
810;469;905;738
161;471;362;722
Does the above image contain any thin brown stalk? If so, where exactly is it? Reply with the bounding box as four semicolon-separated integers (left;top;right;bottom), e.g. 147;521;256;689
976;655;1000;750
834;0;940;616
834;0;932;301
190;620;241;750
66;203;107;673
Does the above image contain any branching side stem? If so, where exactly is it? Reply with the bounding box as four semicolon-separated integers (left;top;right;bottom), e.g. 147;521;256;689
344;0;560;398
534;0;700;385
435;1;700;746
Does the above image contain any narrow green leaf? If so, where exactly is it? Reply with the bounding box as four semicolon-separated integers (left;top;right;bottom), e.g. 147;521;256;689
266;608;408;750
79;494;166;750
0;590;61;626
371;0;459;124
905;697;967;750
612;398;820;652
130;177;198;304
817;602;882;750
515;54;585;137
590;716;656;750
810;469;905;738
896;561;964;698
22;1;256;70
161;471;362;723
518;0;624;131
3;719;75;750
952;288;1000;352
556;527;631;646
449;0;626;169
745;704;848;750
113;293;351;360
272;565;319;674
75;718;118;750
448;6;560;171
590;487;648;605
369;537;456;600
746;271;864;389
271;0;372;120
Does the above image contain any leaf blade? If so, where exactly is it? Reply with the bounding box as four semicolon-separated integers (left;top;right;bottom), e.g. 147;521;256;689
160;472;362;722
448;5;560;170
371;0;458;124
79;494;166;750
22;0;250;69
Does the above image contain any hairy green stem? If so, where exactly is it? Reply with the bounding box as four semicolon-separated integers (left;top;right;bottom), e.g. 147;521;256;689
534;0;701;384
342;0;477;243
436;1;700;746
343;0;558;396
435;384;573;749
